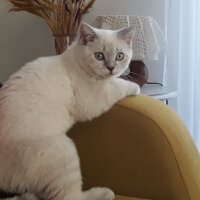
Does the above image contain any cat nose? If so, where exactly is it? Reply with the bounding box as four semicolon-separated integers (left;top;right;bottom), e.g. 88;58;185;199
106;66;115;72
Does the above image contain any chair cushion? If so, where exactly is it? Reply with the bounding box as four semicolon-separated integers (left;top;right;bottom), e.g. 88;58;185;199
115;195;151;200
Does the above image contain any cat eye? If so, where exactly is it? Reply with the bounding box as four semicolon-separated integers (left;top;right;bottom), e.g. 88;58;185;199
116;52;124;61
94;52;104;61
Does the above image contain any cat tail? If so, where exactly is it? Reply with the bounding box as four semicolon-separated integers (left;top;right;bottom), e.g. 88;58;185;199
0;193;39;200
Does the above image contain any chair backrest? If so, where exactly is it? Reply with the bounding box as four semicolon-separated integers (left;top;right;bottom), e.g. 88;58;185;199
68;99;193;200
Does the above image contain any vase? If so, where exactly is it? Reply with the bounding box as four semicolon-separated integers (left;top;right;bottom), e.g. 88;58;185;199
53;34;77;55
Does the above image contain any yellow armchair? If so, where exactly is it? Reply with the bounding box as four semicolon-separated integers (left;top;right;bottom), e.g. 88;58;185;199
68;95;200;200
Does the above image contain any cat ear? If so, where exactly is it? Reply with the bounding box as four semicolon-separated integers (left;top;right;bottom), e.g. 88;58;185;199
117;26;136;46
79;22;97;45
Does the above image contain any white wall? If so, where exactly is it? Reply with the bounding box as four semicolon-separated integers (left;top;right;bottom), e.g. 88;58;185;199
85;0;166;29
0;1;55;83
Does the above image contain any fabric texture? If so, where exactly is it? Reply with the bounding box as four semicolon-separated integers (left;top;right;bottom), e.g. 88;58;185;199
115;195;150;200
93;15;163;61
68;95;200;200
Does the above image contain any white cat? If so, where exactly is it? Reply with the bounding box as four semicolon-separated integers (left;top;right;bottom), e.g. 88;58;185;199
0;23;140;200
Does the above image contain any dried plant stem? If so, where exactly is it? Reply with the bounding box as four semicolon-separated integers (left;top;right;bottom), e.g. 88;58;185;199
8;0;96;54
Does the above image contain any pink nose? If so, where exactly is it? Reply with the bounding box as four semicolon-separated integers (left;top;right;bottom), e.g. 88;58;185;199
106;66;115;72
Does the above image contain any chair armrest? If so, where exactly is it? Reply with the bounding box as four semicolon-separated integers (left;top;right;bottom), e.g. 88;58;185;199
68;95;200;200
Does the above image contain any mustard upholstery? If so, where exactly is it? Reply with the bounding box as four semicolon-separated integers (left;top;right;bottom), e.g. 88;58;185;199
68;95;200;200
115;195;150;200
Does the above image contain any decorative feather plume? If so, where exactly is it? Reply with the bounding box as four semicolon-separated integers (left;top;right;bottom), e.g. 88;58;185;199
7;0;96;54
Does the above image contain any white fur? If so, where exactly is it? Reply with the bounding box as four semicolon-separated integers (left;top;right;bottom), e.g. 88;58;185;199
0;23;139;200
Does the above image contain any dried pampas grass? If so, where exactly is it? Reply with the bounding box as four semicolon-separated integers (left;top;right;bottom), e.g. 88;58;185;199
8;0;96;54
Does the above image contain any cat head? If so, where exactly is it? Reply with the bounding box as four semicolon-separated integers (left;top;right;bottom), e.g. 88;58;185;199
75;22;135;79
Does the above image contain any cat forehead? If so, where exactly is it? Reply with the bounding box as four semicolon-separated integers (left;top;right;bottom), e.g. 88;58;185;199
92;29;128;51
97;29;118;43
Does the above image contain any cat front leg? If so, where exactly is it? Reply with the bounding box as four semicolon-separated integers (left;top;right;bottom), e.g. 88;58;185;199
81;78;140;120
114;78;140;96
83;78;140;120
107;78;140;101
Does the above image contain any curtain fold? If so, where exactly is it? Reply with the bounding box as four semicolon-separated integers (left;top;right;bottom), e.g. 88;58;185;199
177;0;200;151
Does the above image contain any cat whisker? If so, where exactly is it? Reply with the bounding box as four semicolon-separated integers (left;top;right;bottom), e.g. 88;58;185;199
128;72;146;77
121;74;139;83
122;72;145;78
121;74;132;81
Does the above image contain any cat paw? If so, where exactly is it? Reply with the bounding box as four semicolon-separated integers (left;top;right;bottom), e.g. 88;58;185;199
135;83;140;95
84;187;115;200
131;82;140;95
100;188;115;200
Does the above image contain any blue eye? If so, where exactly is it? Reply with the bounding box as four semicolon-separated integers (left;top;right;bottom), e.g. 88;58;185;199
95;52;104;61
116;52;124;61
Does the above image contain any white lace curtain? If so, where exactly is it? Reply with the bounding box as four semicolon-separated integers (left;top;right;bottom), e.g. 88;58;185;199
177;0;200;151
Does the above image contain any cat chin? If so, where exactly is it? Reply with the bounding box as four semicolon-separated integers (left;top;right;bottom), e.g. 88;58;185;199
91;73;113;80
97;73;121;80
